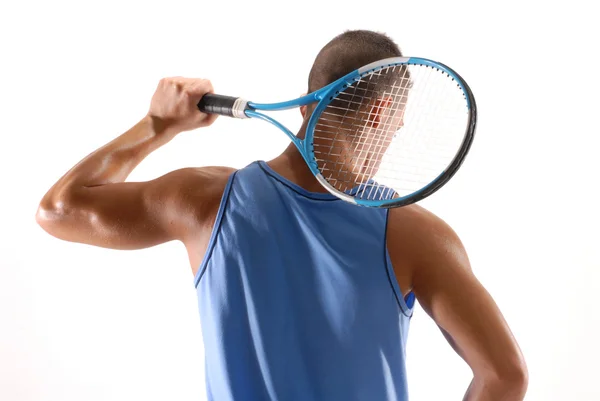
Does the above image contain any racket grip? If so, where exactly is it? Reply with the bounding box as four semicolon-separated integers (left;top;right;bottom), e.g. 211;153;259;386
197;94;249;118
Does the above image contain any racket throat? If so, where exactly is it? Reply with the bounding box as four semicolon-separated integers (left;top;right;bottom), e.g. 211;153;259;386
232;98;250;118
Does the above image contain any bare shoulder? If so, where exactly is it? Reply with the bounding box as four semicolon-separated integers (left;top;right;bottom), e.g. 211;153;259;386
156;166;237;271
386;204;470;294
160;166;237;218
163;165;236;185
388;204;464;253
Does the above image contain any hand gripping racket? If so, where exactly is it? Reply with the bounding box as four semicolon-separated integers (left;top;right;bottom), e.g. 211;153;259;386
197;57;477;208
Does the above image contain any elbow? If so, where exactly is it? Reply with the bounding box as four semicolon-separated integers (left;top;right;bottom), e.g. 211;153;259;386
36;198;66;234
481;360;529;400
35;192;80;237
499;362;528;397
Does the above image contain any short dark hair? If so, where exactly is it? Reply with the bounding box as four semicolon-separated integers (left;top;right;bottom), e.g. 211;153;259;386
308;30;403;92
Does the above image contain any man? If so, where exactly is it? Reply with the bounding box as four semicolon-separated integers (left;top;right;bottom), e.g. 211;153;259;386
36;30;527;400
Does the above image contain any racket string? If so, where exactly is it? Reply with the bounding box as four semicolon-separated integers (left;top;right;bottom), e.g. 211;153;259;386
358;65;412;199
317;75;363;187
313;64;469;201
320;65;407;196
322;72;380;192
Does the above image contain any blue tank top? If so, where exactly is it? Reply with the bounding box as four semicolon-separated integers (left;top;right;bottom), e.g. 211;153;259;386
193;161;415;401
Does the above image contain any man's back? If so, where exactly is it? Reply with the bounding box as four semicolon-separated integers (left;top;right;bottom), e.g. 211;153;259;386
196;161;413;401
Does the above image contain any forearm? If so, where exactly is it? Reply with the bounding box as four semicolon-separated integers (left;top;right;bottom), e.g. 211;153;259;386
463;374;527;401
41;115;171;204
36;77;217;248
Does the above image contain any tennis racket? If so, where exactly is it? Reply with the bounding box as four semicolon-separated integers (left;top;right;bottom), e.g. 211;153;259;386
197;57;477;208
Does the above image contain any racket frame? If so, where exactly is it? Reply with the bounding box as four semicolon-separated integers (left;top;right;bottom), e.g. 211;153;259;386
201;56;477;208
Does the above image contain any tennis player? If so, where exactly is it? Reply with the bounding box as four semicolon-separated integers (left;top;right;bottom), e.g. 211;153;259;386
36;30;528;401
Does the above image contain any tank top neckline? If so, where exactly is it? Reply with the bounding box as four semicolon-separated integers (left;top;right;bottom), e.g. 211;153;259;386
256;160;340;201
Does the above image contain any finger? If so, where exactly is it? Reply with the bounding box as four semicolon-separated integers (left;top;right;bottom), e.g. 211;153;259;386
202;112;219;126
184;81;214;104
189;79;213;95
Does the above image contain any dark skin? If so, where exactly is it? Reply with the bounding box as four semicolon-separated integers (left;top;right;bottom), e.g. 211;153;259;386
37;77;528;400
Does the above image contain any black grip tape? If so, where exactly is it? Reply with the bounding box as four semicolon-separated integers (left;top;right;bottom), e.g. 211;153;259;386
197;94;239;117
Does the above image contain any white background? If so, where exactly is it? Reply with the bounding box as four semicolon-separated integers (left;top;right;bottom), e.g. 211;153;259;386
1;0;598;400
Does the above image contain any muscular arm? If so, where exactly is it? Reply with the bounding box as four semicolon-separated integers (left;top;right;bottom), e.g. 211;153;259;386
388;206;528;400
36;78;233;262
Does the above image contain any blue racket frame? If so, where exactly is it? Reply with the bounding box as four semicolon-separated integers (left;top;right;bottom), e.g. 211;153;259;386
197;56;476;207
240;57;475;207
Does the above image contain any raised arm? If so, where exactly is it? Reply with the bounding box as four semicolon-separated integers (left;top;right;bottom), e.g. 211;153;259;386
387;206;528;401
36;77;233;255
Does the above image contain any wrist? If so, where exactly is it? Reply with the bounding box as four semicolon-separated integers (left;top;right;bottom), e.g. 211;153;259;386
145;114;180;140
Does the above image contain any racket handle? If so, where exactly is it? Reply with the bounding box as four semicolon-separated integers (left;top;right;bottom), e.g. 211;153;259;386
197;94;249;119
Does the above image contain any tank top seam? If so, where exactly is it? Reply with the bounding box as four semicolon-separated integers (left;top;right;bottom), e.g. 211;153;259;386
194;171;238;288
384;209;414;317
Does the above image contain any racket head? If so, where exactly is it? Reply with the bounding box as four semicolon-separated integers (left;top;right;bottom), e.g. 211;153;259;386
303;57;477;208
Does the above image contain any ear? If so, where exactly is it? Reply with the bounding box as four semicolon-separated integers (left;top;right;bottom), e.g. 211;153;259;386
368;96;393;129
299;93;308;118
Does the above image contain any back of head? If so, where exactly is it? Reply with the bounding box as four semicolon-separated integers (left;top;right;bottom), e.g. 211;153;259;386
308;30;404;93
306;31;408;188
